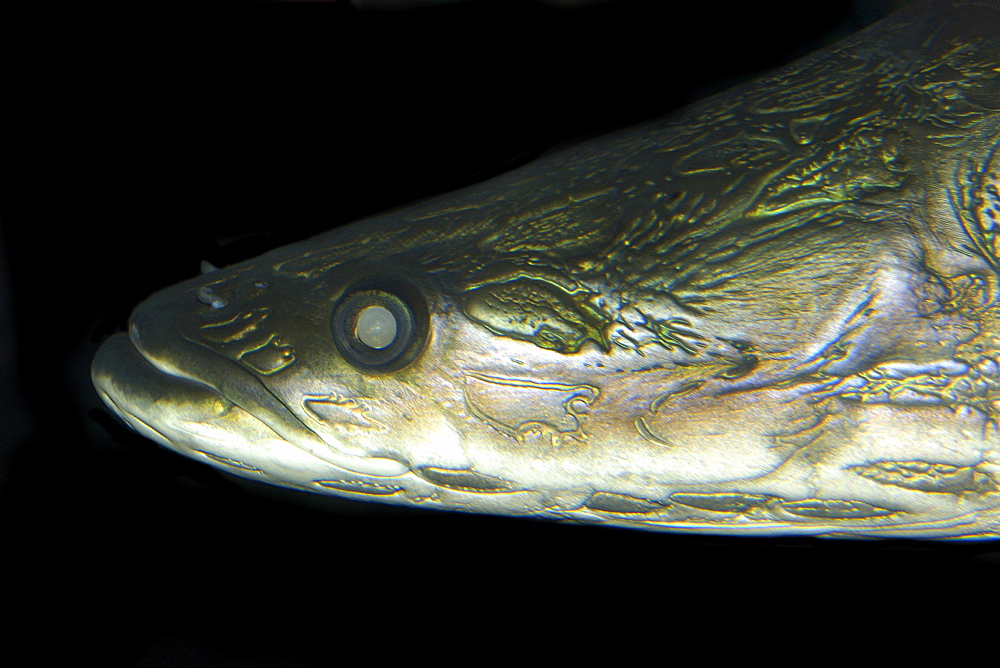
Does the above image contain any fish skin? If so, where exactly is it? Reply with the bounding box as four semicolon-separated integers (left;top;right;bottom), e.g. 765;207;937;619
92;0;1000;538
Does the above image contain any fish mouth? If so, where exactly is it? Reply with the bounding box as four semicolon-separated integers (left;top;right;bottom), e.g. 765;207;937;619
92;308;410;479
92;332;242;450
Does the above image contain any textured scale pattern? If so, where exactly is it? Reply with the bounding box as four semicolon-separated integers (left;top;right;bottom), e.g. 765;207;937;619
93;0;1000;539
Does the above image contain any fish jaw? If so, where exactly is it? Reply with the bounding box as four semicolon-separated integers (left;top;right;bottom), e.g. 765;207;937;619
91;332;341;486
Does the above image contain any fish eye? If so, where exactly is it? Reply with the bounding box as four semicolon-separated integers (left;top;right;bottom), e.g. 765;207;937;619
330;275;429;372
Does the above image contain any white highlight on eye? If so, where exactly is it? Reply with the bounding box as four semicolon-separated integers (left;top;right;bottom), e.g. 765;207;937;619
356;305;397;349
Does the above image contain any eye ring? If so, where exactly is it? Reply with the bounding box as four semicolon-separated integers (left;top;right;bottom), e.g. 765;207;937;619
331;275;429;372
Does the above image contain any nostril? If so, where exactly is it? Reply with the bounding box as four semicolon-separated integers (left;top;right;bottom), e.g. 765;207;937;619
196;285;228;309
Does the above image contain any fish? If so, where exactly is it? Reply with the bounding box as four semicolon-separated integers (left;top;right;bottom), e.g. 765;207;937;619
92;0;1000;539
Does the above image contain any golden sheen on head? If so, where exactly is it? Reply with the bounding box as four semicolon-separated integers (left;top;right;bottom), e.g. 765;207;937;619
92;1;1000;539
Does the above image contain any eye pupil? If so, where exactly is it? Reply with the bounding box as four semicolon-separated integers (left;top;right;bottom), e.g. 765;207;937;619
356;305;397;349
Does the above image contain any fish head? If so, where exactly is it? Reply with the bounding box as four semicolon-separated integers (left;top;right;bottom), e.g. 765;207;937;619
90;0;1000;538
93;229;455;488
90;216;606;508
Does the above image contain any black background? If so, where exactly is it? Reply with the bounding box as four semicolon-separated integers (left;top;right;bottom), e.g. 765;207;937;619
4;1;998;664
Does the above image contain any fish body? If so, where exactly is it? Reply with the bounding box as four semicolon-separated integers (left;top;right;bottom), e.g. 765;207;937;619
93;0;1000;538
